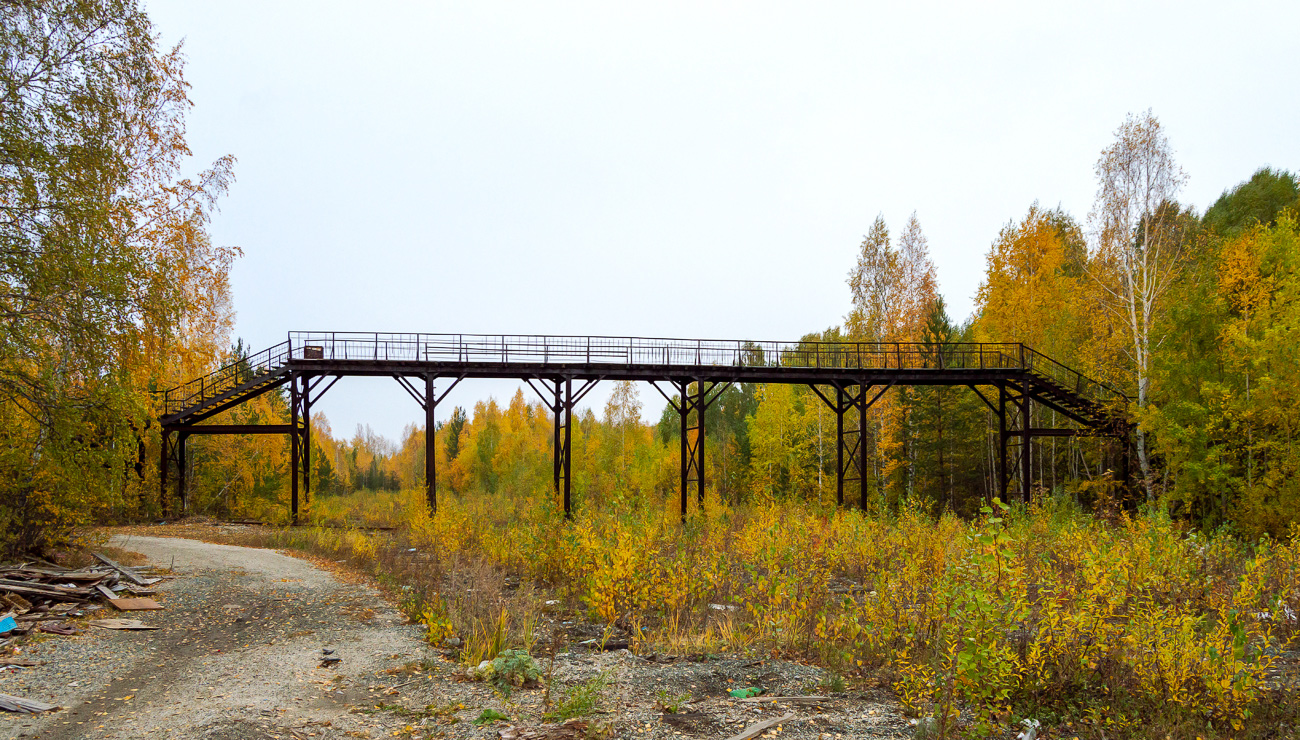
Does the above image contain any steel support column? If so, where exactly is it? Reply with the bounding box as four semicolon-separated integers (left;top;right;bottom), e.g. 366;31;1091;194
302;375;312;508
290;373;300;524
563;378;574;517
857;386;869;510
542;378;578;518
426;374;437;514
527;376;595;519
998;383;1008;501
834;388;847;506
809;381;885;511
652;379;728;520
834;385;865;509
1021;378;1032;504
680;380;706;515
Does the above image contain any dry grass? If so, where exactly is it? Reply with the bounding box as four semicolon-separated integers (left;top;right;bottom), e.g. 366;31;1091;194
130;489;1300;739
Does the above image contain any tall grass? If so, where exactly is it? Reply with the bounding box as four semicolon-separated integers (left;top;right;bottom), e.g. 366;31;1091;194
240;488;1298;738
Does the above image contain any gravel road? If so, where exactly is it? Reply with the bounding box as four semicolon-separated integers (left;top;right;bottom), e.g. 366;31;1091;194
0;535;432;740
0;533;910;740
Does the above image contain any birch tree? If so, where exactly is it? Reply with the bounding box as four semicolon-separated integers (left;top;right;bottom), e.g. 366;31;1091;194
1088;110;1187;501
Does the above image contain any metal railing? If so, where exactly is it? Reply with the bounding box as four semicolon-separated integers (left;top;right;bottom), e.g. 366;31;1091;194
288;331;1035;371
158;331;1127;420
1022;346;1127;409
158;341;291;417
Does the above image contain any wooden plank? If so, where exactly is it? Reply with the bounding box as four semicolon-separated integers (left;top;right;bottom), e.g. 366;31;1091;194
0;692;57;713
88;618;158;630
737;696;831;704
0;568;106;582
107;597;162;611
0;581;90;602
724;712;795;740
0;578;87;595
95;584;117;601
92;552;150;586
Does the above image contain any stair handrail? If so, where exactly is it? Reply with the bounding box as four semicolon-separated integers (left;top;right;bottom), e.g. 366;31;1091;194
1020;345;1128;409
158;340;292;417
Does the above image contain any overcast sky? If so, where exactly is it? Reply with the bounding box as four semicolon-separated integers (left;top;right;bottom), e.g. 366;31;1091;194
147;1;1300;443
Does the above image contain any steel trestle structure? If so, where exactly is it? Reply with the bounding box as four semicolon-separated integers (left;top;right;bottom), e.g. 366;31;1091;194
157;332;1131;521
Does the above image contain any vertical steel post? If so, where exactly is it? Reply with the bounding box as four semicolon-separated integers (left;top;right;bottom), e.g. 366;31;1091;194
552;380;562;495
426;373;437;515
998;383;1008;502
858;383;868;511
290;373;299;524
303;376;312;508
563;377;573;519
679;380;689;521
1021;378;1032;504
697;381;706;508
835;386;845;507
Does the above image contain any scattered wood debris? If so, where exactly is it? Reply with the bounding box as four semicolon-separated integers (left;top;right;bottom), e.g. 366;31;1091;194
0;557;169;638
498;719;593;739
0;692;57;713
107;597;162;611
737;695;833;704
88;618;158;630
92;552;160;586
725;711;796;740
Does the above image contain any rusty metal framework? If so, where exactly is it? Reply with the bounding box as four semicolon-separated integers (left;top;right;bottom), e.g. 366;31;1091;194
157;331;1131;521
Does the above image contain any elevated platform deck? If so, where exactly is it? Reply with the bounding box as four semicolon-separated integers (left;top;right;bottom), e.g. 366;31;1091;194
156;331;1130;519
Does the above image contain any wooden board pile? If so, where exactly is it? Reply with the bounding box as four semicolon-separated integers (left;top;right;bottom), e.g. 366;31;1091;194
0;552;167;643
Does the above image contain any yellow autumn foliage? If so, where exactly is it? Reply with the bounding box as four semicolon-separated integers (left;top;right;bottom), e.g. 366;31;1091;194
290;487;1297;735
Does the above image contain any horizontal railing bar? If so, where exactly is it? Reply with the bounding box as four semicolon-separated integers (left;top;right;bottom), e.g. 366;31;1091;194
156;332;1128;420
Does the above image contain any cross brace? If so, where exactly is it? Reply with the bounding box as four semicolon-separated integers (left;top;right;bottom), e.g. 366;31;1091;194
527;377;599;518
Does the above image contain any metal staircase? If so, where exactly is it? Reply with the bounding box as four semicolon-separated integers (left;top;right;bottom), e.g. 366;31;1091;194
159;341;293;424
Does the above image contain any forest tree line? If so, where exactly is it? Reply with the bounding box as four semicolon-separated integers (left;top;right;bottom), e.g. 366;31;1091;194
186;114;1300;539
3;1;1299;555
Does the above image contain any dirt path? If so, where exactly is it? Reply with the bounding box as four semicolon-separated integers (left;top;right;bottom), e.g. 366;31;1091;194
1;535;431;740
1;535;910;740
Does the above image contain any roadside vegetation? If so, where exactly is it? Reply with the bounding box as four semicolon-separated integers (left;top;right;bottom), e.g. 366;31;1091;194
196;487;1300;740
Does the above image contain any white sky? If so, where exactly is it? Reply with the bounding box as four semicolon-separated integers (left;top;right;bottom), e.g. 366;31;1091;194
148;1;1300;443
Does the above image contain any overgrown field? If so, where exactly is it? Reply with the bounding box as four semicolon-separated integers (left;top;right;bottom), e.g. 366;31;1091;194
207;489;1300;739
